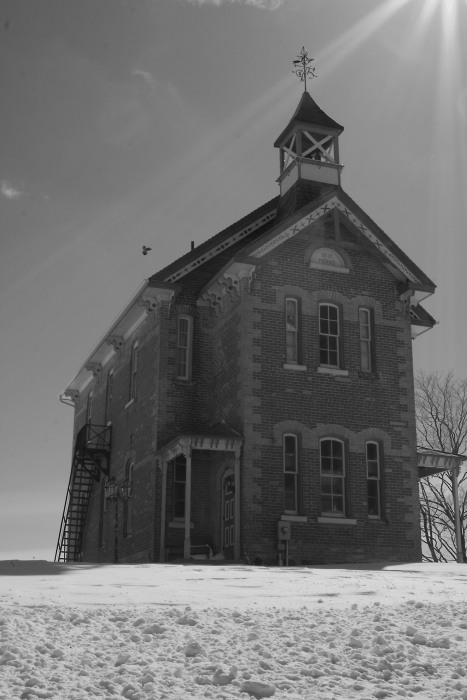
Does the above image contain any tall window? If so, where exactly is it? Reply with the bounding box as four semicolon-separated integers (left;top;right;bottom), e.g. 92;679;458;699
359;308;372;372
285;298;299;364
86;392;93;424
129;341;138;400
283;434;298;513
124;461;133;536
176;316;192;380
173;455;186;519
366;442;381;518
105;370;113;423
320;438;345;516
319;304;340;367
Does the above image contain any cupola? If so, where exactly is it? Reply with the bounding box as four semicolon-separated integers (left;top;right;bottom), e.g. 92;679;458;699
274;90;344;198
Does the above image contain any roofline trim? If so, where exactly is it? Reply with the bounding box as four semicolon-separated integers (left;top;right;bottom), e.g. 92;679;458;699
163;209;277;284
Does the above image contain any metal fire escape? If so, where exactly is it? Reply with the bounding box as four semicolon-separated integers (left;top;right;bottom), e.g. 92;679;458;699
55;423;111;562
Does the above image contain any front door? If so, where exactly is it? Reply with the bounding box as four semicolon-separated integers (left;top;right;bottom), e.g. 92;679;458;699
222;474;235;559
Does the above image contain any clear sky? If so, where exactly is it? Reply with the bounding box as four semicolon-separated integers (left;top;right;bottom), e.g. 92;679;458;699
1;0;466;561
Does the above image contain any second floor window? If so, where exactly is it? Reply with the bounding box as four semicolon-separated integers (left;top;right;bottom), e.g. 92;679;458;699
283;434;298;513
105;370;113;423
285;298;299;364
359;308;373;372
129;342;138;400
86;392;93;424
319;304;340;368
176;316;192;380
320;438;345;516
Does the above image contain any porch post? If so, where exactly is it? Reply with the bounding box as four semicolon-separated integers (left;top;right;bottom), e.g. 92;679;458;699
452;466;463;563
159;459;168;563
234;443;242;560
182;440;192;561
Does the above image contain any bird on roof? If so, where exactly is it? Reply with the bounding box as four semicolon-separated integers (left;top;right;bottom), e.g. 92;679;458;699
142;246;152;256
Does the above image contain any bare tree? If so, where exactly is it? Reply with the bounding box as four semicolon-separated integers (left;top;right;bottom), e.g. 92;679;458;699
415;371;467;562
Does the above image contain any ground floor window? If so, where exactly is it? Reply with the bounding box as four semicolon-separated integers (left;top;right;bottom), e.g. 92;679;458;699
366;441;382;518
320;438;345;516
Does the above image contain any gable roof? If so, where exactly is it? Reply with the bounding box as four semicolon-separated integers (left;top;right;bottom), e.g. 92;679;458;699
274;91;344;147
238;187;435;293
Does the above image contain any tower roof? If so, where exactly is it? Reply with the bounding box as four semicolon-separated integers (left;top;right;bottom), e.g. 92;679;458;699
274;91;344;147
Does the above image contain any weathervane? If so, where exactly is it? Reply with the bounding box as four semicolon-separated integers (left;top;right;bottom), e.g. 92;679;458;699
292;46;317;92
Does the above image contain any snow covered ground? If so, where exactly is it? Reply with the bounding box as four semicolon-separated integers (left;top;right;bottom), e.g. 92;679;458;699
0;560;466;699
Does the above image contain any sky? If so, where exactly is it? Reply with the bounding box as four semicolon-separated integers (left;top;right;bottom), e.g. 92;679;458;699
1;0;466;561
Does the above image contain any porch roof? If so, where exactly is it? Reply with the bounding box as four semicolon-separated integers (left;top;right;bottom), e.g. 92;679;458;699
156;423;243;462
418;447;466;479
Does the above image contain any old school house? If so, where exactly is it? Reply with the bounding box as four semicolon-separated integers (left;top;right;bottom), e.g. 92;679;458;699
56;86;436;565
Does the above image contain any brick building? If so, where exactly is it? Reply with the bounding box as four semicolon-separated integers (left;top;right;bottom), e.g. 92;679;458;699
56;90;436;565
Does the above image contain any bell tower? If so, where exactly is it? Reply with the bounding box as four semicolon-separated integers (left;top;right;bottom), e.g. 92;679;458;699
275;49;344;213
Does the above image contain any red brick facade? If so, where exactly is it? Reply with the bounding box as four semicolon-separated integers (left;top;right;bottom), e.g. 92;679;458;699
58;91;435;566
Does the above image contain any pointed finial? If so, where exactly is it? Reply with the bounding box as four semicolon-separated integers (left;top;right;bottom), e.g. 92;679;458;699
292;47;317;93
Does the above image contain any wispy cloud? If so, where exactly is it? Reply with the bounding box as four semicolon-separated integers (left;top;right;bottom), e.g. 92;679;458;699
132;69;156;88
183;0;283;9
1;179;22;200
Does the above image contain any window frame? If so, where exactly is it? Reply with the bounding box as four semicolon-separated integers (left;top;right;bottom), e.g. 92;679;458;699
359;307;375;373
366;441;382;519
320;438;346;517
123;460;134;536
285;297;300;365
86;391;93;425
129;341;139;401
318;303;342;369
105;369;113;424
176;315;193;380
283;433;299;514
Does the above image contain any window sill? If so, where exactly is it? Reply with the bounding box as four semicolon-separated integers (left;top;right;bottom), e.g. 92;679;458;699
309;262;349;274
317;367;349;377
168;520;194;529
281;514;307;523
283;363;307;371
317;516;357;525
124;398;135;409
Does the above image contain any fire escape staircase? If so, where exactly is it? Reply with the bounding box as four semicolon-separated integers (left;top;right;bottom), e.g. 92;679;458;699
55;423;111;562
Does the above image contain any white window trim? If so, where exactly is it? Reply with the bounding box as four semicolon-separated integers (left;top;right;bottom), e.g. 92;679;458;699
317;517;356;525
317;367;349;377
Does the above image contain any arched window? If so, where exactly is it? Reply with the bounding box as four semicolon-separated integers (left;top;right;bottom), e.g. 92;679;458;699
359;308;375;372
320;438;345;516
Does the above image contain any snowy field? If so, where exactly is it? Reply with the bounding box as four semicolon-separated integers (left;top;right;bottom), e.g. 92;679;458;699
1;561;467;699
